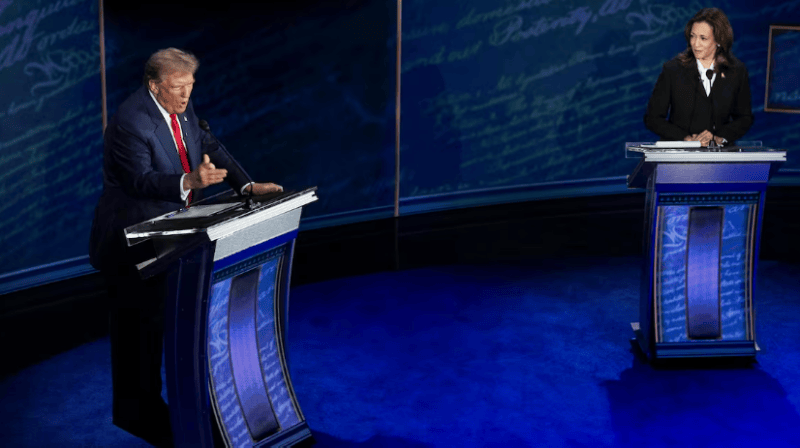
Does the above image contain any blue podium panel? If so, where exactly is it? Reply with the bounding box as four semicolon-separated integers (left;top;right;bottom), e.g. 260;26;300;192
208;241;309;448
654;196;756;345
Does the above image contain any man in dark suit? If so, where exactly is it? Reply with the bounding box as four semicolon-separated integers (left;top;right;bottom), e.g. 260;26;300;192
89;48;281;446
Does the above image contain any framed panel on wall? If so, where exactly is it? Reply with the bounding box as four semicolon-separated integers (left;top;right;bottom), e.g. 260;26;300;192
765;25;800;113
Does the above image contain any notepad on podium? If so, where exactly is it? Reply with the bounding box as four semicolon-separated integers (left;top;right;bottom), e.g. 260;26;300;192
653;141;702;148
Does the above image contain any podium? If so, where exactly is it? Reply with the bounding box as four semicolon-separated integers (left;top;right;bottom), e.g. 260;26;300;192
626;144;786;359
124;187;318;447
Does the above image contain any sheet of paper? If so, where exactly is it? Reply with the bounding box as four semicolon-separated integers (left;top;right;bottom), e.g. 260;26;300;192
164;203;239;220
654;141;702;148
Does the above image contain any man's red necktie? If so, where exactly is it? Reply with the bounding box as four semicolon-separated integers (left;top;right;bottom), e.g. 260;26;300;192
170;114;192;204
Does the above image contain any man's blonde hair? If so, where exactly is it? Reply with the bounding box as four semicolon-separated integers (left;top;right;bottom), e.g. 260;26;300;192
143;48;199;88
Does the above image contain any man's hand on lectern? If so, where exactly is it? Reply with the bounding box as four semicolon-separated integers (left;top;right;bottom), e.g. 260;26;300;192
245;183;284;195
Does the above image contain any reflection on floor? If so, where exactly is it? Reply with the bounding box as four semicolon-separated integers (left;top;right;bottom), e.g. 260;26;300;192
1;256;799;447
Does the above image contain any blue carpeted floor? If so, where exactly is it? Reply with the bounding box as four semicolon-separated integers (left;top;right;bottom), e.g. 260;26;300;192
2;256;799;447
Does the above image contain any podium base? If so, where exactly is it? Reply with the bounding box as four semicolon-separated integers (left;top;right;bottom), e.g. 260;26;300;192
630;322;759;360
254;422;314;448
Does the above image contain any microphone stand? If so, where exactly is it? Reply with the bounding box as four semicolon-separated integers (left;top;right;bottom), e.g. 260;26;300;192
198;119;256;208
705;69;721;150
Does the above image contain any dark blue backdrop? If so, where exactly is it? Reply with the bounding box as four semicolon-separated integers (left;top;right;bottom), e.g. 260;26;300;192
0;0;103;275
399;0;800;199
1;0;798;286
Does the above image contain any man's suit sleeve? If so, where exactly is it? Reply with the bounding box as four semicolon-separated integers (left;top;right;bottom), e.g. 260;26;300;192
715;66;754;142
644;63;692;141
107;119;185;203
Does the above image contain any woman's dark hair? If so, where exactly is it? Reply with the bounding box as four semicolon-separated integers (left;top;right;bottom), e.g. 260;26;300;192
678;8;735;71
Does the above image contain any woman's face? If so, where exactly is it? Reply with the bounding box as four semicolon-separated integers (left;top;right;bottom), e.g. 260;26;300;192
690;21;717;62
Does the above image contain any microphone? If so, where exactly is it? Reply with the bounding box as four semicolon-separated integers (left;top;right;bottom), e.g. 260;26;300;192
198;119;221;148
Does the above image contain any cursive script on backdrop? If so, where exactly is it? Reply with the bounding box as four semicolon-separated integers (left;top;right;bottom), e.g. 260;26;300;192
0;0;102;275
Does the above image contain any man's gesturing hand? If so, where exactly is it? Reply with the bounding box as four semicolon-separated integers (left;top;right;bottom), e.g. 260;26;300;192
183;154;227;191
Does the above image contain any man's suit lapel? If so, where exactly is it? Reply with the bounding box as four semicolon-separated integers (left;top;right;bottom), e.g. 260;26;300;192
141;87;188;175
179;111;201;171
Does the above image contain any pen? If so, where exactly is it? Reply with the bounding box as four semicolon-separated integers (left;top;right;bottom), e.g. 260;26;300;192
165;207;190;219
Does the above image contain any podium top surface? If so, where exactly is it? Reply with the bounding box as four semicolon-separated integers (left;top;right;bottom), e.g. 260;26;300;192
626;144;787;163
124;187;318;245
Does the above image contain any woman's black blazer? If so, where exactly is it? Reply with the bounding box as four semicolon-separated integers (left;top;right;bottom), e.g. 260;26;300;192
644;55;754;142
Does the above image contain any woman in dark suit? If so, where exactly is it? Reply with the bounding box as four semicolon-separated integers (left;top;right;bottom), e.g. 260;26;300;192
644;8;753;146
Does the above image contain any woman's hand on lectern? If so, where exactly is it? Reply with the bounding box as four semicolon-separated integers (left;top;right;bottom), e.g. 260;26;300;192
685;130;714;147
695;130;714;146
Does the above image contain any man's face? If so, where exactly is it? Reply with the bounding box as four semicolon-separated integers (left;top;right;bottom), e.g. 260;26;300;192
151;71;194;115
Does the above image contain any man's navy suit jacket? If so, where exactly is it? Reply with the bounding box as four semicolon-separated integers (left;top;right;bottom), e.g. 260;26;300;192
89;86;252;271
